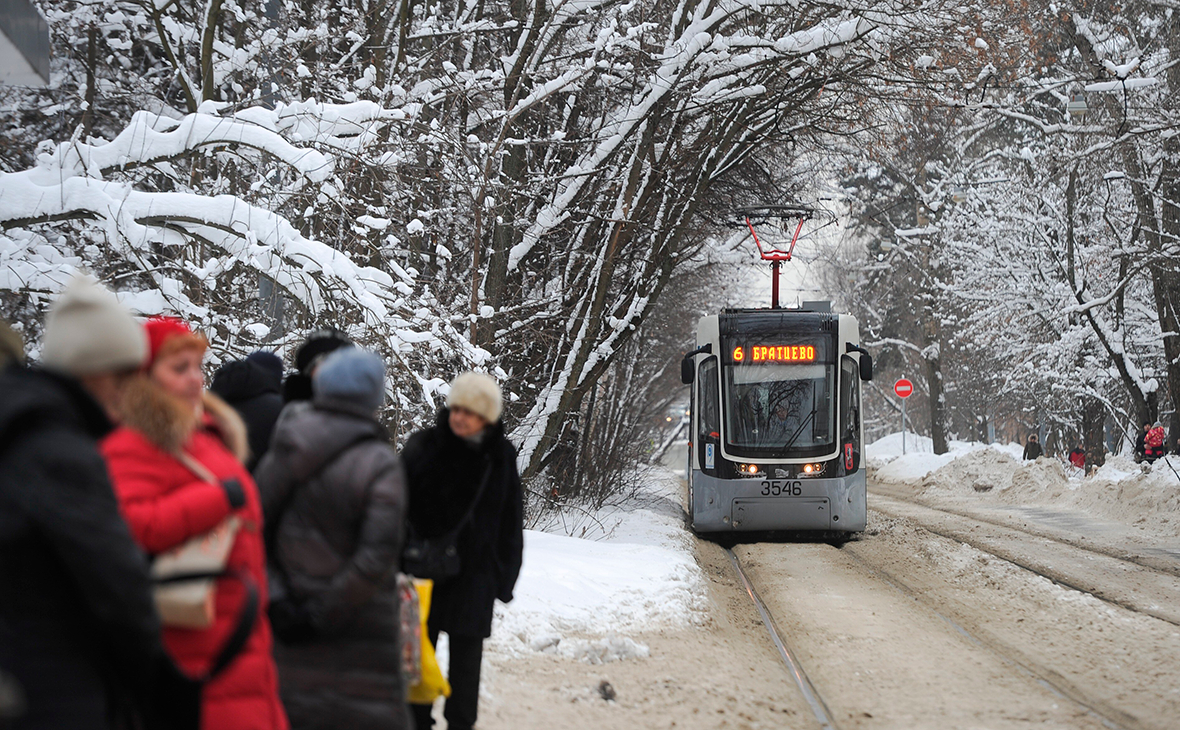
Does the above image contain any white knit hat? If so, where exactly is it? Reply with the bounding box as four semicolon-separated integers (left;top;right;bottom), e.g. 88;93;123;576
447;372;503;424
41;276;147;376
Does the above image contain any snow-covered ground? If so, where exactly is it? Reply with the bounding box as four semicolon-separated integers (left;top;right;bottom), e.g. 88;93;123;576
485;466;708;664
868;431;1180;538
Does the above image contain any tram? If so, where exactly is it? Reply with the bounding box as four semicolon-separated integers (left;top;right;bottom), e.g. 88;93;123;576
681;206;874;535
681;303;873;534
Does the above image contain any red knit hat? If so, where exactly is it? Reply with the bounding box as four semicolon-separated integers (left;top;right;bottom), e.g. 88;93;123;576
143;316;207;367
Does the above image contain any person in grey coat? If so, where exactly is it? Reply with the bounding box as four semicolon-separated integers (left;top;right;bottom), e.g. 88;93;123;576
253;348;409;730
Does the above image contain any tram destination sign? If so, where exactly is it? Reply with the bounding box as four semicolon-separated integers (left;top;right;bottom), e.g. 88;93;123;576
731;344;817;364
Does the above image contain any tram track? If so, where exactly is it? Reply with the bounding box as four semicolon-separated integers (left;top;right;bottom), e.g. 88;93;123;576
837;547;1141;730
725;536;1152;730
867;492;1180;627
723;547;839;730
872;484;1180;577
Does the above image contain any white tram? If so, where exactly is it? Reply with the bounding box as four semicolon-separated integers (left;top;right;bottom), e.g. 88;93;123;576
681;302;873;534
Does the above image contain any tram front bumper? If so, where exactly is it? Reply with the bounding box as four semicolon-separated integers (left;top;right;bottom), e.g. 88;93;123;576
690;470;866;532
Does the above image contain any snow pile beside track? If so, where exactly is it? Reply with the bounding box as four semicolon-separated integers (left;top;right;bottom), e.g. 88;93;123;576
486;467;707;663
870;430;1180;536
867;431;1022;482
1075;455;1180;530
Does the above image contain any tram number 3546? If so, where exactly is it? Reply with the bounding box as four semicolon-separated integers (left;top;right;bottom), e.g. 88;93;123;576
760;480;803;496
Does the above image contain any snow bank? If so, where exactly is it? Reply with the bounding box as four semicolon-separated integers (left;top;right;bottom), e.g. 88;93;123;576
870;432;1180;537
488;468;706;664
867;431;1022;481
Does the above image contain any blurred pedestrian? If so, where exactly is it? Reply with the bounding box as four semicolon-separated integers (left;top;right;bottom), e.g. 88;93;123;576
1144;421;1166;463
403;373;523;730
1068;443;1086;470
0;320;23;369
255;348;410;730
102;316;288;730
0;279;196;730
1134;421;1149;462
1022;433;1042;461
281;328;351;403
210;351;284;472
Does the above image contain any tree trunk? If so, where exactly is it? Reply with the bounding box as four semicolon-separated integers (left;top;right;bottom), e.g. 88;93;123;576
1082;396;1106;469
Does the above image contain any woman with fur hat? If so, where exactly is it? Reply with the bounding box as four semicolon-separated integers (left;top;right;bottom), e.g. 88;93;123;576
403;372;524;730
254;348;410;730
102;316;288;730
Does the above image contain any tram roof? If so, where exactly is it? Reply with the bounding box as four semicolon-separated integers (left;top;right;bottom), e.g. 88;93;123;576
718;307;839;336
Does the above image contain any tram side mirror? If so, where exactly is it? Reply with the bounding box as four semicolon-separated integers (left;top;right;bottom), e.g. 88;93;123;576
859;355;873;382
680;355;695;385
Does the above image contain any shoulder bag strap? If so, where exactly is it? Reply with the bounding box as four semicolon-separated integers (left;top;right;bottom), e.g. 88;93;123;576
175;450;218;485
440;456;495;542
268;430;380;562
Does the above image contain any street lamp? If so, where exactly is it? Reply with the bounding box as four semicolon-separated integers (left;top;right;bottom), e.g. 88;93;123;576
1067;94;1088;118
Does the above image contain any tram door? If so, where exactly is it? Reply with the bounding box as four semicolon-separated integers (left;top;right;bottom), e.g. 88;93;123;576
839;355;862;473
696;357;720;478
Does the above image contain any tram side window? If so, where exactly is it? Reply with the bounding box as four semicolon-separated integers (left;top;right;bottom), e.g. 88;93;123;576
698;358;720;470
840;356;862;471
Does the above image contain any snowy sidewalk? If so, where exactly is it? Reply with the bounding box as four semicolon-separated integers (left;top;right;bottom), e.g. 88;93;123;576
487;468;707;664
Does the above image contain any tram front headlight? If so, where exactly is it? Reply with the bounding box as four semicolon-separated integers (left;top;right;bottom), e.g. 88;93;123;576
738;463;761;476
799;463;826;477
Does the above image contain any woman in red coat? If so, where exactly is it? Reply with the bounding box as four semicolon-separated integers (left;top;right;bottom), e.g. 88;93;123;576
102;317;288;730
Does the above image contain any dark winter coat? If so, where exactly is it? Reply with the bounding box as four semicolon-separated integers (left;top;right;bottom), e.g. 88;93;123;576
1022;440;1042;461
402;409;524;638
210;360;284;472
0;367;176;729
101;381;288;730
253;398;409;730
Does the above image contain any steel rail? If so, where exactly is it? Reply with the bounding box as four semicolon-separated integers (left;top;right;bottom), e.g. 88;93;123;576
724;547;838;730
842;548;1136;730
869;496;1180;628
872;485;1180;577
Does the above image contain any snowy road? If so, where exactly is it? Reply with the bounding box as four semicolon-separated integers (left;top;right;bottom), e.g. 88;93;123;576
469;444;1180;729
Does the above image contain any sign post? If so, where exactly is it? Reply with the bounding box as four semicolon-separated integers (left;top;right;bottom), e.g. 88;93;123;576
894;378;913;454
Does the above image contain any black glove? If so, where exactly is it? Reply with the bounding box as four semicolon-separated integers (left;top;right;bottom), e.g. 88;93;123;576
268;598;317;645
220;478;246;509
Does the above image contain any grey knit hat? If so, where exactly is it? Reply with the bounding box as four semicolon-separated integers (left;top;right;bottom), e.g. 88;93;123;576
41;276;147;376
447;372;502;424
313;347;386;413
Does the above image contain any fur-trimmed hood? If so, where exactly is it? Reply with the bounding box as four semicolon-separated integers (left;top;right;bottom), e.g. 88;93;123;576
120;375;249;461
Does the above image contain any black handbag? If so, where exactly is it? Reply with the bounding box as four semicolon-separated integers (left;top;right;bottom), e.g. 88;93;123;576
402;462;493;581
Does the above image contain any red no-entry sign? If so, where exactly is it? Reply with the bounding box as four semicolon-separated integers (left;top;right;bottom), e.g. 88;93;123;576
894;378;914;398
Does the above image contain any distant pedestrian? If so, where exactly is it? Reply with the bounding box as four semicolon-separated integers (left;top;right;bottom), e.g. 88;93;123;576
102;316;288;730
1135;422;1150;462
1068;443;1086;470
210;351;284;472
1022;434;1042;461
255;348;410;730
1144;421;1166;463
0;279;196;730
282;328;352;403
404;373;523;730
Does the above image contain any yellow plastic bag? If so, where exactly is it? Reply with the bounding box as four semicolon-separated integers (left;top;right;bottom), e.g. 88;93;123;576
408;579;451;704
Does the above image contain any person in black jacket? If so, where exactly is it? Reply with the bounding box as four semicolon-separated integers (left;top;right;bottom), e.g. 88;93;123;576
0;278;195;730
403;373;523;730
210;352;285;472
1022;434;1043;461
282;328;352;403
1134;421;1150;463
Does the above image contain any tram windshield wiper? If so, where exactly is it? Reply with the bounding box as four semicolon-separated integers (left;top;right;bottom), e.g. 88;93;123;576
781;407;817;451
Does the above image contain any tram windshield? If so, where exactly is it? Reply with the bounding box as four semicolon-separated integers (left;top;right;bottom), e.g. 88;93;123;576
723;362;836;457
